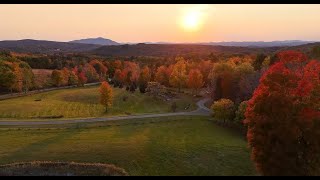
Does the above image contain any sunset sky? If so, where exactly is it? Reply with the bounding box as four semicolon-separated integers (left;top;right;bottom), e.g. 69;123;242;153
1;4;320;43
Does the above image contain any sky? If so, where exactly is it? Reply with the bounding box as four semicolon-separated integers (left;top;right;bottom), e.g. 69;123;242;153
1;4;320;43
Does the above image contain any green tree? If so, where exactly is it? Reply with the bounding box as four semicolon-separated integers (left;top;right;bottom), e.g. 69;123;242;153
0;61;15;92
234;101;248;126
312;46;320;59
20;62;34;93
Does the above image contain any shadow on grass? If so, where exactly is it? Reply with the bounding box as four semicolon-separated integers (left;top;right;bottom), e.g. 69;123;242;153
0;129;84;163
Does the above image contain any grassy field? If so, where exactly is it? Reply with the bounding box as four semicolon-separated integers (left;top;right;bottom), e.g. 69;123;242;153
0;116;256;176
0;86;197;120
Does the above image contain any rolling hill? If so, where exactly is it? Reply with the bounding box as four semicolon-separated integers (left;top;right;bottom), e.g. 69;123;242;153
91;43;282;57
198;40;316;47
70;37;120;46
0;39;101;54
1;39;319;58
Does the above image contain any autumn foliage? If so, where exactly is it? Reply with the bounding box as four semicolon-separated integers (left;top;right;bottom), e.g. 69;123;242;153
99;81;113;112
187;69;204;95
155;65;172;86
138;66;151;93
0;55;34;93
169;58;187;92
211;98;235;124
244;51;320;176
51;70;64;87
73;66;87;86
89;60;108;81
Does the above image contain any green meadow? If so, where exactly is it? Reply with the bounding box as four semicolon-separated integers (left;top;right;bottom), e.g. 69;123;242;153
0;116;256;176
0;86;197;120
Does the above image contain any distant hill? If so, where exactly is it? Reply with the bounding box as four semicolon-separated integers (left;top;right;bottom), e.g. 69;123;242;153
133;40;316;47
92;43;282;57
278;42;320;57
197;40;316;47
1;39;319;58
70;37;120;46
0;39;101;54
92;42;320;57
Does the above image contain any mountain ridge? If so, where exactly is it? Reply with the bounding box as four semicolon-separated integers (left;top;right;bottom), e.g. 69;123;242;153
69;37;120;46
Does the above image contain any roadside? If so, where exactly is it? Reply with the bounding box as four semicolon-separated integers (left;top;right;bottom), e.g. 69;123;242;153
0;98;211;126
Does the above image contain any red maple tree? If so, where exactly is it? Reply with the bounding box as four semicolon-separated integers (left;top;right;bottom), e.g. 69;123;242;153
244;51;320;175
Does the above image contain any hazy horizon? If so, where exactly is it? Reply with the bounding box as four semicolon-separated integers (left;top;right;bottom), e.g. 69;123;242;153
0;37;318;44
1;4;320;43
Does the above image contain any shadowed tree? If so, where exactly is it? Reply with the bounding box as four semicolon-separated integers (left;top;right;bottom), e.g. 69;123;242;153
252;53;266;71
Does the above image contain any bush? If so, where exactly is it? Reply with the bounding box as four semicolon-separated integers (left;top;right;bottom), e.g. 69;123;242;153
211;98;235;124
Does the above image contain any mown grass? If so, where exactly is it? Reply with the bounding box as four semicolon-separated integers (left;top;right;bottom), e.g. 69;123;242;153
0;161;128;176
0;116;256;176
0;86;197;120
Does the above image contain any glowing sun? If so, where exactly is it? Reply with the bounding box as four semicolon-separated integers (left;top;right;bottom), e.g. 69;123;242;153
180;5;208;32
183;12;200;31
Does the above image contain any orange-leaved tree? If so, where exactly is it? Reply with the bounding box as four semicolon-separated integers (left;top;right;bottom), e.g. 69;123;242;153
187;69;204;95
155;65;172;87
138;66;151;93
99;81;113;112
169;58;187;92
90;60;108;81
244;51;320;176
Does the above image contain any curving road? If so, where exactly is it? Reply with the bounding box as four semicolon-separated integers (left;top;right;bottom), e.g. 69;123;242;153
0;98;212;126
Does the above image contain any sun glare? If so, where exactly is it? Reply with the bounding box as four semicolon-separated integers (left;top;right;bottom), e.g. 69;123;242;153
183;11;200;31
180;5;209;32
